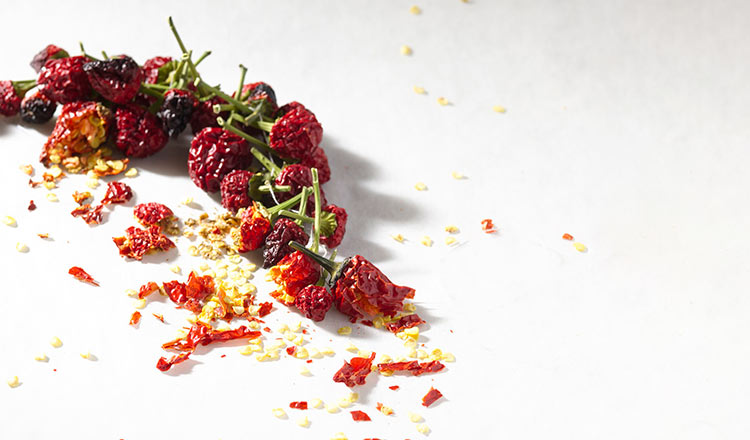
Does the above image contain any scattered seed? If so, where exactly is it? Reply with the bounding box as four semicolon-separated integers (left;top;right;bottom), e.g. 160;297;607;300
409;412;424;423
451;171;465;179
169;265;181;274
272;408;287;418
409;5;422;14
414;182;427;191
330;432;348;440
420;236;433;247
296;416;310;427
337;326;352;336
492;105;506;113
437;97;450;106
445;237;457;245
400;45;413;56
3;216;17;227
134;298;147;309
310;398;323;408
124;168;138;178
50;336;63;348
34;353;48;362
80;352;93;360
413;85;426;94
391;233;405;243
416;423;431;435
573;242;587;252
444;225;459;233
19;164;33;175
7;376;19;388
45;193;58;202
16;242;29;253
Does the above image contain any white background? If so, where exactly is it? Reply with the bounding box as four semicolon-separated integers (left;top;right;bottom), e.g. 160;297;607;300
1;0;749;439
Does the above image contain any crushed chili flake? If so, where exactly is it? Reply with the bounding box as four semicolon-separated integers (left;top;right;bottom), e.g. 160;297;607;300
377;360;445;376
138;281;160;299
289;401;308;410
71;204;104;225
156;352;191;371
421;387;444;407
481;218;497;233
152;313;165;323
68;266;100;286
350;410;371;421
257;301;273;317
113;225;175;260
389;385;400;391
101;181;133;205
286;346;297;356
333;352;376;387
162;322;261;353
28;200;36;211
72;191;92;205
37;233;49;239
263;326;271;332
562;233;573;241
129;311;141;326
386;314;425;333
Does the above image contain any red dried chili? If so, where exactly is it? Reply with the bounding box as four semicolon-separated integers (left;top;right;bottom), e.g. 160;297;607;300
386;314;425;333
101;181;133;205
421;387;443;407
286;346;297;356
350;410;371;422
289;401;308;410
129;311;141;326
68;266;99;286
133;202;174;228
268;251;320;306
112;225;175;260
481;218;497;233
377;360;445;376
333;352;376;387
156;352;190;372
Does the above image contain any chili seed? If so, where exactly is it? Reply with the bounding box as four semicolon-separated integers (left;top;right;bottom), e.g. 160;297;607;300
134;299;146;309
50;336;63;348
400;45;413;55
337;326;352;335
299;366;311;376
271;408;286;418
45;193;58;202
409;412;424;423
20;164;33;175
310;398;323;408
574;242;587;252
34;353;48;362
3;216;16;227
124;168;138;178
330;433;347;440
442;352;456;362
437;97;450;106
7;376;20;388
296;416;309;427
409;5;421;14
16;242;29;252
391;234;405;242
451;171;465;179
414;182;427;191
420;236;433;247
416;423;431;435
492;105;507;113
346;343;358;353
413;85;426;94
325;403;340;413
445;237;457;245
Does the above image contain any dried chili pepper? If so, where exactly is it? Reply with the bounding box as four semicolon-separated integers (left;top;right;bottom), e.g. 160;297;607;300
40;101;112;172
421;387;443;407
188;127;251;192
333;352;376;387
156;352;191;372
377;360;445;376
481;218;497;233
112;225;175;260
386;314;425;333
30;44;69;73
289;401;308;410
262;218;309;268
232;203;271;253
350;410;371;422
141;56;173;84
320;204;347;248
267;251;320;306
68;266;99;286
114;106;169;158
257;302;273;317
19;89;56;123
299;147;331;184
294;285;333;321
289;242;415;322
268;102;322;160
83;56;143;104
129;311;141;326
37;56;91;104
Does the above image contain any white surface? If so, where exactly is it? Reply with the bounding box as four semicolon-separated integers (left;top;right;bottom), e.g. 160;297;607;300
1;0;750;439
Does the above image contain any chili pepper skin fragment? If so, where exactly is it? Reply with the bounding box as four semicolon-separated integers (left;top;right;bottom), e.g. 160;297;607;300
162;322;261;352
289;401;308;410
156;352;190;372
562;233;573;240
350;410;371;422
129;311;141;326
389;385;400;391
112;225;175;260
30;44;69;73
68;266;100;286
421;387;444;407
268;251;321;306
134;203;174;228
377;360;445;376
481;218;497;233
386;314;425;333
333;352;376;387
102;182;134;205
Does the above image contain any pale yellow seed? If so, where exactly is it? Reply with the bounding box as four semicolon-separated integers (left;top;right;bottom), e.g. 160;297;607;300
248;320;261;330
50;336;63;348
337;326;352;336
80;352;92;360
320;347;335;356
293;335;305;346
296;416;309;427
379;404;394;415
124;289;137;297
187;246;199;256
294;347;309;359
309;348;322;359
413;85;426;95
409;5;421;14
299;366;311;376
34;353;48;362
409;412;424;423
325;403;340;413
232;305;245;315
182;196;194;206
244;263;258;272
124;168;138;178
574;242;587;252
46;193;59;202
492;105;506;113
330;433;348;440
442;352;456;362
348;392;359;403
7;376;19;388
445;237;457;246
414;182;427;191
420;236;433;247
437;97;450;106
373;316;385;328
403;303;417;312
337;397;352;408
417;349;428;360
444;225;459;233
134;299;146;309
292;321;303;332
407;348;418;358
19;164;33;175
416;423;431;435
16;242;29;253
400;45;413;55
3;216;17;227
271;408;286;418
379;354;393;363
310;398;323;408
404;339;418;350
169;265;181;274
391;234;405;243
346;343;358;353
43;181;56;190
85;179;100;189
239;345;254;356
451;171;465;179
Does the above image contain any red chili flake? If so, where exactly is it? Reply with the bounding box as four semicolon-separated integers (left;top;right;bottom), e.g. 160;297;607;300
286;346;297;356
421;387;444;407
562;233;574;240
233;203;272;253
389;385;400;391
112;225;175;260
72;191;92;205
333;352;376;387
289;401;308;410
386;314;425;333
263;326;271;333
220;354;226;358
350;410;371;422
68;266;99;286
306;359;312;363
129;311;141;326
38;233;49;239
257;302;273;317
361;320;374;327
133;202;174;228
161;322;261;353
377;360;445;376
101;181;133;205
73;204;104;225
160;272;215;313
481;218;497;233
156;352;191;372
27;200;36;211
152;313;165;323
138;281;160;299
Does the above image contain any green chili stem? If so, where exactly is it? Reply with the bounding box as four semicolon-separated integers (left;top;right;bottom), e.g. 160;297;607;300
79;42;99;61
194;51;211;66
266;193;304;216
257;120;275;132
258;184;290;193
195;79;252;115
101;50;109;60
311;168;322;254
288;241;338;274
236;64;247;102
168;17;189;54
249;147;281;175
279;210;313;223
296;187;310;226
138;84;164;100
217;116;272;149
